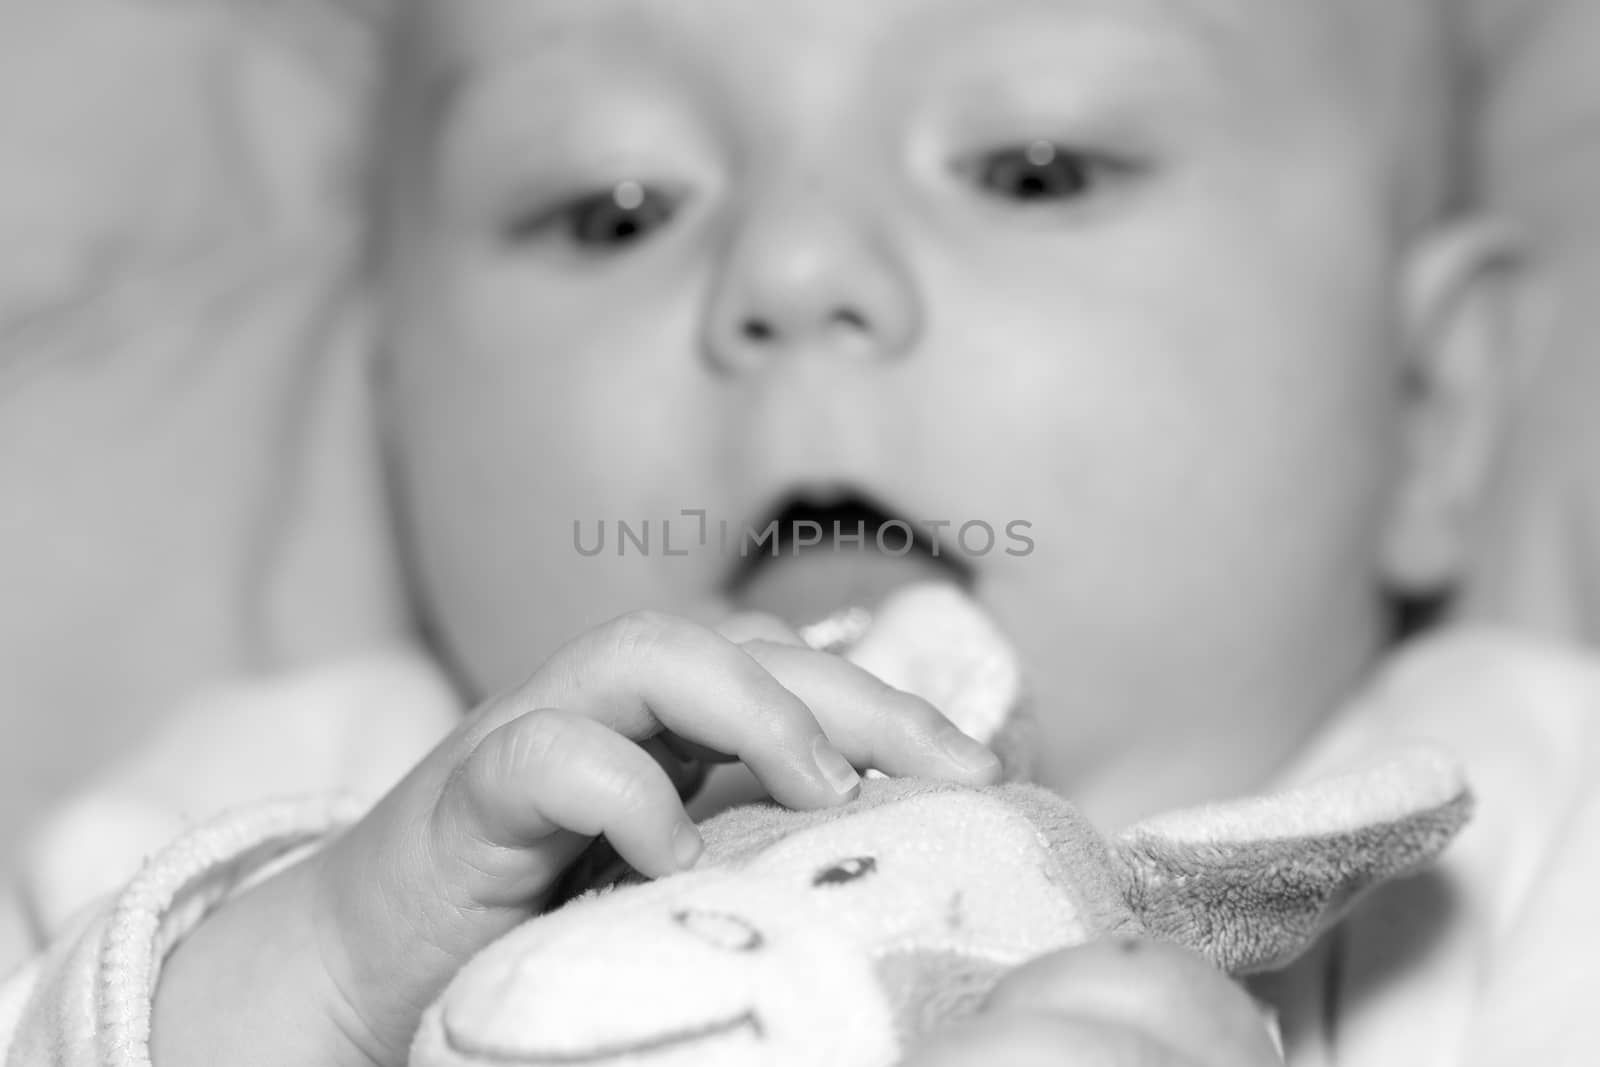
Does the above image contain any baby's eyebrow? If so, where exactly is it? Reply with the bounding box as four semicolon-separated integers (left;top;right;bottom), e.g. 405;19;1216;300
422;0;1248;138
425;54;545;130
422;11;667;128
928;0;1245;126
1030;0;1242;52
923;0;1247;99
1134;0;1243;38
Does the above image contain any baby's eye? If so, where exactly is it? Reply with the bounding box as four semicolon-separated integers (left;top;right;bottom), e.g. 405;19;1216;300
813;856;877;887
963;141;1103;203
504;180;680;251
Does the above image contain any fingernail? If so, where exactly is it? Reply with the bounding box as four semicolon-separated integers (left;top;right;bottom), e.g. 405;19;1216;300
812;737;862;796
937;727;1001;776
672;821;704;871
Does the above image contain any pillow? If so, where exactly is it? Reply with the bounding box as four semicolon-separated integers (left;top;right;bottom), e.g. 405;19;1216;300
0;0;403;856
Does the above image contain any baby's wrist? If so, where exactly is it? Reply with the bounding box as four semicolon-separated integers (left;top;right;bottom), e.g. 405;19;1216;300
150;854;385;1067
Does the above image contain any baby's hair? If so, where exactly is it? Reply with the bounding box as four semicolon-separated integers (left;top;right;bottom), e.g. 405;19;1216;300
1341;0;1471;229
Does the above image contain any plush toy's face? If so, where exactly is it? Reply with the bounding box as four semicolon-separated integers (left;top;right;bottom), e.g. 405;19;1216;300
416;784;1125;1067
412;753;1471;1067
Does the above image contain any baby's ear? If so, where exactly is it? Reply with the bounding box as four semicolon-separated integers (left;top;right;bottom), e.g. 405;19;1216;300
1387;218;1544;593
1111;748;1472;974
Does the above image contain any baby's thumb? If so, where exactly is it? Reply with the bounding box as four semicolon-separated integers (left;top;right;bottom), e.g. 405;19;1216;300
983;939;1280;1066
902;940;1280;1066
308;714;598;1062
314;706;698;1060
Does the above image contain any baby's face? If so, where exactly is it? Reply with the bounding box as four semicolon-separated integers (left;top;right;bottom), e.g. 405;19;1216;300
382;0;1435;820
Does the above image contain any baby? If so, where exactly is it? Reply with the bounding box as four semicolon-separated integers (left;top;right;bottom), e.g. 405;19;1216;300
373;0;1480;828
6;0;1593;1064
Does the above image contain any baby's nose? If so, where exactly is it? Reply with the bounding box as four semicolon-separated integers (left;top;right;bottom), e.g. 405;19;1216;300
704;194;920;372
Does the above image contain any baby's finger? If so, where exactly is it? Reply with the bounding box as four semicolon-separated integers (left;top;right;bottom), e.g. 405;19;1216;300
983;939;1281;1067
714;610;807;647
472;611;861;810
902;1012;1189;1067
738;639;1001;783
435;709;702;902
305;711;703;1058
639;734;711;799
670;613;804;769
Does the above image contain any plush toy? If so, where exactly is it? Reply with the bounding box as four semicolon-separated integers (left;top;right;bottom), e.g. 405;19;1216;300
409;586;1473;1067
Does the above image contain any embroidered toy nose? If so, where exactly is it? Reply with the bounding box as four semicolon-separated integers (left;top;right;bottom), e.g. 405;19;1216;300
673;908;765;953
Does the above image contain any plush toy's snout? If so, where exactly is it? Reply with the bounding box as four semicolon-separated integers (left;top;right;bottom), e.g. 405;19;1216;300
416;869;900;1067
413;782;1116;1067
412;753;1471;1067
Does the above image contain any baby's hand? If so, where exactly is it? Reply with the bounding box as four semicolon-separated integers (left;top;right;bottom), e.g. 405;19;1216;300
903;939;1282;1067
151;611;1001;1067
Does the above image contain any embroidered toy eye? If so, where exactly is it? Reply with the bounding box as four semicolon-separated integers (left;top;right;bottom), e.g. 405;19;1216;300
813;856;877;887
504;180;680;250
963;140;1106;203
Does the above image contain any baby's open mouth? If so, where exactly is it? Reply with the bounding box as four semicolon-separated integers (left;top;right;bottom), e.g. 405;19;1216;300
443;1009;763;1065
723;489;974;628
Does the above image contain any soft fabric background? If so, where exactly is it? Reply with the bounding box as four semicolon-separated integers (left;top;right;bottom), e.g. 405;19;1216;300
0;0;406;863
0;0;1597;896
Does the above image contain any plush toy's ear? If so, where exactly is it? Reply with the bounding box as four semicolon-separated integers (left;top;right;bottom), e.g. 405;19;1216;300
1111;747;1473;975
825;583;1034;781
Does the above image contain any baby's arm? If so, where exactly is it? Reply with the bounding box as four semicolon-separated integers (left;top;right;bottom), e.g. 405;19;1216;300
144;611;1002;1067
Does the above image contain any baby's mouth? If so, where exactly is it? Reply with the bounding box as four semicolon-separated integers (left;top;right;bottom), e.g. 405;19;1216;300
722;489;973;628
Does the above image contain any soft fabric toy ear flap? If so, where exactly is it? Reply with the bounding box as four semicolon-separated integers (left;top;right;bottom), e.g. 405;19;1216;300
831;583;1035;782
1110;747;1473;974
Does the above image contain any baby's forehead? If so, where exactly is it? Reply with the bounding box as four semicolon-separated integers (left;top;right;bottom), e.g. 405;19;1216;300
403;0;1418;78
395;0;1453;220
